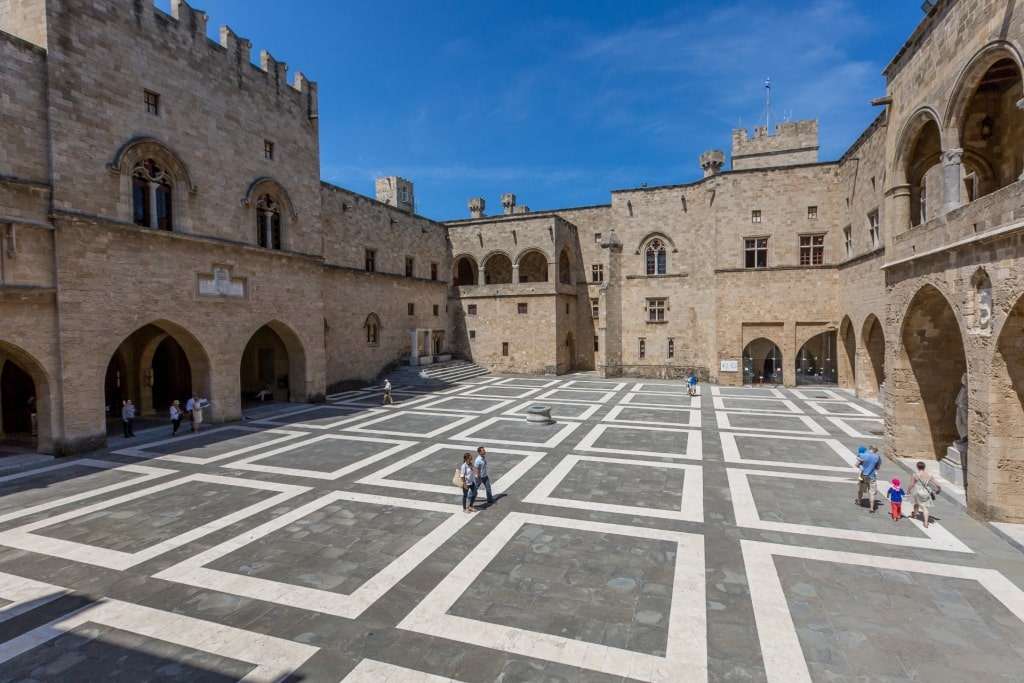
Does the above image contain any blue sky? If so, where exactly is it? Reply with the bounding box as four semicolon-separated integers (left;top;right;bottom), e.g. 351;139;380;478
178;1;926;221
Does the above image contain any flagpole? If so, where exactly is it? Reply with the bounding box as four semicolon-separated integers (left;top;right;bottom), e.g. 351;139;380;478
764;77;771;130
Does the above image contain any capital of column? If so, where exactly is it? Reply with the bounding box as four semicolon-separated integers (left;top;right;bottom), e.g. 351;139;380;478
941;148;964;166
886;183;912;199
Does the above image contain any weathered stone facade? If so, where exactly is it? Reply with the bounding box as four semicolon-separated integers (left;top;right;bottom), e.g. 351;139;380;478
1;0;1023;522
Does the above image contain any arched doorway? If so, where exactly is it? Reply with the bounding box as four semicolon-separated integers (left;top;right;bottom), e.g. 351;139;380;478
240;322;307;405
795;331;837;386
1;361;36;437
743;338;782;385
894;285;966;459
990;293;1024;520
838;317;856;389
905;118;942;227
0;344;52;453
861;314;885;399
453;256;476;287
517;251;548;283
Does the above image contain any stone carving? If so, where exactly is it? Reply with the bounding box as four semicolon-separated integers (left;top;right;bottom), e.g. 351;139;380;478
955;372;968;441
198;266;246;298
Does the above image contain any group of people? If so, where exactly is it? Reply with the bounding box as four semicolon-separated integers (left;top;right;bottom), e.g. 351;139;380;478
855;445;941;526
169;393;207;437
457;446;495;513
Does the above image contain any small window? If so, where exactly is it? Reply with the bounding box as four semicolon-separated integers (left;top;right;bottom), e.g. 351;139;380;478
407;303;415;315
432;304;439;316
868;211;880;248
595;233;602;243
430;263;438;281
594;336;599;352
647;298;666;322
751;210;762;223
263;140;274;160
144;90;160;115
591;298;599;318
406;257;414;277
744;237;768;268
469;330;476;339
639;339;646;359
518;303;528;315
668;339;674;359
807;206;817;219
502;342;509;356
799;234;825;266
843;226;853;258
592;264;604;283
467;304;477;315
365;249;376;272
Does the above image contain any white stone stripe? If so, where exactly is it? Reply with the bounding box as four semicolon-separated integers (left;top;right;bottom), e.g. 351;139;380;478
0;572;70;623
522;455;704;522
224;434;416;480
575;424;702;460
534;387;619;403
0;474;309;570
804;400;877;416
563;380;626;391
827;416;884;439
156;491;469;619
620;392;700;409
716;411;828;435
112;426;309;464
399;512;707;682
249;406;387;430
720;432;858;472
415;396;515;414
727;469;972;553
711;386;785;398
501;400;603;421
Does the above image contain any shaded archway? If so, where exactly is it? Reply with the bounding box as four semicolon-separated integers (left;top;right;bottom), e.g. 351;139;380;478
452;255;477;287
240;321;308;404
990;293;1024;520
517;250;548;283
1;361;35;436
861;314;885;399
795;331;837;386
894;285;966;459
558;249;573;284
905;119;942;227
838;316;856;389
0;344;51;453
743;338;782;385
483;253;513;284
105;322;209;420
565;331;576;371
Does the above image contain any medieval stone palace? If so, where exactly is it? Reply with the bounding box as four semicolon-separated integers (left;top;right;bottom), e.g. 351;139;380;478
1;0;1022;522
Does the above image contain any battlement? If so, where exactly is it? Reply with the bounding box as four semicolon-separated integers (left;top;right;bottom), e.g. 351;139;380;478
731;119;819;171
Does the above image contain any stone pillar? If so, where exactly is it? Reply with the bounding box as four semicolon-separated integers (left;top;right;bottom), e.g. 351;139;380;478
940;148;963;214
409;328;419;364
477;265;486;286
599;232;623;377
1018;98;1024;180
890;184;911;233
512;263;520;284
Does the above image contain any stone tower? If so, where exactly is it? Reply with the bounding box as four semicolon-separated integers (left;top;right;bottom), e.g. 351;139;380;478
700;150;726;177
731;119;819;171
375;176;415;213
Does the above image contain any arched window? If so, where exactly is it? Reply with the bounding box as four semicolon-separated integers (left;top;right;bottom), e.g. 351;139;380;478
646;239;666;275
132;159;173;231
256;194;282;250
365;313;381;345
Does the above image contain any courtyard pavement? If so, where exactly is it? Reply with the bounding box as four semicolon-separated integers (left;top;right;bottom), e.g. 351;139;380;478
0;375;1020;682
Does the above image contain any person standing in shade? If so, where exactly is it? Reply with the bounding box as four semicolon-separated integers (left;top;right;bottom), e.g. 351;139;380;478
473;445;495;507
382;378;394;405
169;400;183;437
460;452;478;513
122;399;136;438
854;445;882;512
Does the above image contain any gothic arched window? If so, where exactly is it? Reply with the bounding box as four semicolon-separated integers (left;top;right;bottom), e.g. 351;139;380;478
645;239;666;275
256;194;282;250
132;159;173;230
365;313;381;345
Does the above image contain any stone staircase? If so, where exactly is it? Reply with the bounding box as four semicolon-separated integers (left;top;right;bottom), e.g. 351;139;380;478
388;360;490;388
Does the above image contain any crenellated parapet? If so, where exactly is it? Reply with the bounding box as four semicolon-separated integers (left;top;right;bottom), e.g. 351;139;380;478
731;119;819;171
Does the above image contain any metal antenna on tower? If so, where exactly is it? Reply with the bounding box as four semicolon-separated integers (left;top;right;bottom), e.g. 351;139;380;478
764;77;772;130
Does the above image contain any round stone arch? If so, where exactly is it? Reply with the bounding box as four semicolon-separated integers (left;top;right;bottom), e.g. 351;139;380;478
859;313;886;400
451;254;479;286
891;283;968;460
108;137;197;231
742;337;783;385
891;107;944;230
239;319;309;404
0;341;54;454
515;248;549;283
944;41;1024;131
482;251;514;284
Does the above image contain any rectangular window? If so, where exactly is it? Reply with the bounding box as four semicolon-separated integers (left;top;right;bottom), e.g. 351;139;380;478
594;336;599;352
807;206;817;219
469;330;476;339
405;257;414;277
744;237;768;268
502;342;509;356
868;211;880;248
365;249;376;272
668;339;675;359
407;303;415;315
517;303;528;315
647;298;666;322
639;339;646;359
591;298;599;318
263;140;274;160
843;225;853;258
751;210;762;223
467;304;477;315
799;234;825;266
144;90;160;115
595;233;602;243
592;264;604;283
433;304;439;316
430;262;438;280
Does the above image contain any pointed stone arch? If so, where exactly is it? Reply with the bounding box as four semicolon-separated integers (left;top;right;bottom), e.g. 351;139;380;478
859;314;885;400
892;107;944;231
452;254;478;287
838;316;856;389
987;291;1024;520
0;342;54;454
240;320;309;405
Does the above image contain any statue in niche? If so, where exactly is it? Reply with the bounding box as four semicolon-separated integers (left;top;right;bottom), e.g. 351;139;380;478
955;373;968;443
977;286;992;332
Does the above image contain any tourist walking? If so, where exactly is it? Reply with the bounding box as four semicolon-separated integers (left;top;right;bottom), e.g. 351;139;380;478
460;452;478;513
855;445;882;512
909;461;941;528
382;378;394;405
887;478;904;522
473;445;495;506
687;371;698;396
121;399;136;438
170;400;182;437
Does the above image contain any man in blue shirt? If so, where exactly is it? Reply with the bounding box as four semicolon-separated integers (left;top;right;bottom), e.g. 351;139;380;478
472;446;495;507
855;445;882;512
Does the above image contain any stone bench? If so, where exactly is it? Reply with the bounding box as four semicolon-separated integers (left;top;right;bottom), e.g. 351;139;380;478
525;405;554;424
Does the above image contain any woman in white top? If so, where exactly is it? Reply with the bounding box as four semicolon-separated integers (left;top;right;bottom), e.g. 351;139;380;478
909;461;941;528
460;452;478;513
169;400;182;437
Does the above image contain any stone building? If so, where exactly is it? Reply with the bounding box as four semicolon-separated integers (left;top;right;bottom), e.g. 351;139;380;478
1;0;1022;522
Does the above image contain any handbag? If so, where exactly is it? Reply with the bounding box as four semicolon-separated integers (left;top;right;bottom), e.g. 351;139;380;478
452;469;464;487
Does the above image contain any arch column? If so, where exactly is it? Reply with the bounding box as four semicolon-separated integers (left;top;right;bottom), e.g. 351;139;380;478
1017;97;1024;180
512;263;520;284
889;184;912;233
477;266;485;286
941;148;963;214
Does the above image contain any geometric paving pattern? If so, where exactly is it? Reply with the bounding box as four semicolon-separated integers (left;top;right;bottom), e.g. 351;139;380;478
0;375;1020;682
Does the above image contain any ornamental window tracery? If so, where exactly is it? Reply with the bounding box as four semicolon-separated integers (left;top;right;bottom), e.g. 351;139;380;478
132;159;173;231
645;239;667;275
256;194;282;250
